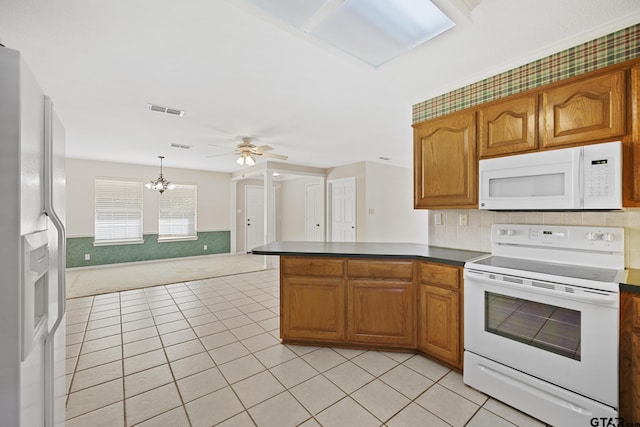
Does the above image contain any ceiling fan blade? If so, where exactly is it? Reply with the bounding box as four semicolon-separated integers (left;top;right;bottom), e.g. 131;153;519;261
255;145;273;152
262;152;288;160
205;152;233;158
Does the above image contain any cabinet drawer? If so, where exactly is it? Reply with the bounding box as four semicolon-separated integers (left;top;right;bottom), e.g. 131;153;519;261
281;257;344;277
347;259;413;280
419;262;460;289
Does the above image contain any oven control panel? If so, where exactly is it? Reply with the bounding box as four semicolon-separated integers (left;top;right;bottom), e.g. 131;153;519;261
492;224;624;253
529;229;567;241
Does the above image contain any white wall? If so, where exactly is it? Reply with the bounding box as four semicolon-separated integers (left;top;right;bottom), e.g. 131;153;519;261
365;162;428;243
323;161;428;243
66;158;231;237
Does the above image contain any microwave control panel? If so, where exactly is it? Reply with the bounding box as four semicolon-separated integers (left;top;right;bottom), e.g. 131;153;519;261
582;141;621;208
585;158;612;197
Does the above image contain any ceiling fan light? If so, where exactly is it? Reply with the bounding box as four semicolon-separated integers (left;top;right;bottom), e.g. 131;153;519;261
236;156;245;165
245;154;256;166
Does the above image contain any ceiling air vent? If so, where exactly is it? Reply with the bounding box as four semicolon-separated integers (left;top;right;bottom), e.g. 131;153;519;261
147;103;185;117
170;143;192;150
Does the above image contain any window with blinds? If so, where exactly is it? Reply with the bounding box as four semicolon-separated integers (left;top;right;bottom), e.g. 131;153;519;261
94;178;144;244
158;184;197;240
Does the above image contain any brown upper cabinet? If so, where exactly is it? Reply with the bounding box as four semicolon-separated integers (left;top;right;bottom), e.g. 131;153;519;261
629;66;640;205
413;111;478;209
414;60;640;209
479;94;538;157
542;70;626;148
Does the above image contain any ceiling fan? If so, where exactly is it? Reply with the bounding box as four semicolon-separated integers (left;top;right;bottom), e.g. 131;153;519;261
208;136;288;166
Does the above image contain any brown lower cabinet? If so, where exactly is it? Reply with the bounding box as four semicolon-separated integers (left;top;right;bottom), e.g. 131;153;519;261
279;256;463;370
347;279;415;347
620;291;640;420
281;275;345;342
417;261;462;369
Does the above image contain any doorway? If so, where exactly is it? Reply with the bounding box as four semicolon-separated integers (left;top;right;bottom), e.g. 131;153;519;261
305;182;324;241
327;177;356;242
245;186;264;252
244;185;277;252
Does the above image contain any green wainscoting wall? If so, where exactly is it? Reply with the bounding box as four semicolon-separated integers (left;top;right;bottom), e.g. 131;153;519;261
66;231;230;268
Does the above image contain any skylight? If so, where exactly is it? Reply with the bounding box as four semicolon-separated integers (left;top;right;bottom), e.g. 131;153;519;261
245;0;455;67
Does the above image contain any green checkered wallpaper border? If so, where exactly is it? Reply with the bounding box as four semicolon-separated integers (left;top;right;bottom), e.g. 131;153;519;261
412;23;640;123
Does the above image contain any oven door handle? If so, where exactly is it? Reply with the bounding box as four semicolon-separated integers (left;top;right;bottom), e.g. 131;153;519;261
464;270;618;305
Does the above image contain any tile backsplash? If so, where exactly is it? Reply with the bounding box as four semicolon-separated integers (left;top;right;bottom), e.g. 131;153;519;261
428;208;640;269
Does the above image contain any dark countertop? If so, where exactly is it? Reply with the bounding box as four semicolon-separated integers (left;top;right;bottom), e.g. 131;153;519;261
251;241;488;267
621;268;640;293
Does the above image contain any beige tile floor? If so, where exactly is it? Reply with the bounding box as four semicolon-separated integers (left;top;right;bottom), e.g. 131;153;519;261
64;267;547;427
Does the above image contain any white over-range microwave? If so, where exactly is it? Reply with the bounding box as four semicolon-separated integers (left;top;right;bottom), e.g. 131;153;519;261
479;140;622;210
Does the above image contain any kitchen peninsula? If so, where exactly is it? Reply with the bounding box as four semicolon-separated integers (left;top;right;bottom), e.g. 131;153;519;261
251;242;486;370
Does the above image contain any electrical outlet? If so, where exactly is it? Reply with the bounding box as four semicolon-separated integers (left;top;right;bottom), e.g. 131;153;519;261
203;245;208;250
84;254;91;261
434;213;442;225
458;213;468;226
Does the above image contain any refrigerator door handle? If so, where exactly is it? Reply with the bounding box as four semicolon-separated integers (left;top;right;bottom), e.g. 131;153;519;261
43;96;65;427
43;95;66;336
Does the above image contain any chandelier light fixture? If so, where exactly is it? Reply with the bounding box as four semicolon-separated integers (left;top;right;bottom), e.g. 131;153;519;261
145;155;175;194
236;152;256;166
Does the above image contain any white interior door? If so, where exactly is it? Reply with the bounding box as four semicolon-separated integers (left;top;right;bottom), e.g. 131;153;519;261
329;177;356;242
245;186;264;252
305;182;324;241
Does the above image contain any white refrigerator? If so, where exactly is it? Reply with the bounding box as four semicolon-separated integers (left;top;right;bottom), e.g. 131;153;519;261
0;46;67;427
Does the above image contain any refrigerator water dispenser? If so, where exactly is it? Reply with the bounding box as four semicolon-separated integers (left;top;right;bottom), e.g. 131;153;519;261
21;230;50;361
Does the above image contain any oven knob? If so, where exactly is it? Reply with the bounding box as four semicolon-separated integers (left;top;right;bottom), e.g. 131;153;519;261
585;232;601;241
497;229;507;236
507;229;516;236
601;233;615;242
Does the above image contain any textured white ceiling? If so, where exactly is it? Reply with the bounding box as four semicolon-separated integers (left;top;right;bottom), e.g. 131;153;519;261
1;0;639;173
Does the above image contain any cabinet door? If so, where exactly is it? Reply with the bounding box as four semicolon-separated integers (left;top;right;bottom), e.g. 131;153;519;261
413;111;477;209
627;66;640;206
542;70;625;148
347;279;415;347
281;276;345;343
479;94;538;157
418;284;460;368
620;292;640;420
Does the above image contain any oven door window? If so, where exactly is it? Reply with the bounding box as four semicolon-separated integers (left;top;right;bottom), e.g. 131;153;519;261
485;292;581;360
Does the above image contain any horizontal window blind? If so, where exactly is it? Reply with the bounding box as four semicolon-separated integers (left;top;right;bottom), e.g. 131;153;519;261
159;184;197;239
94;178;143;243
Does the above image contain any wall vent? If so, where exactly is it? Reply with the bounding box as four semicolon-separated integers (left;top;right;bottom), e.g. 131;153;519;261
170;143;192;150
147;103;184;117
